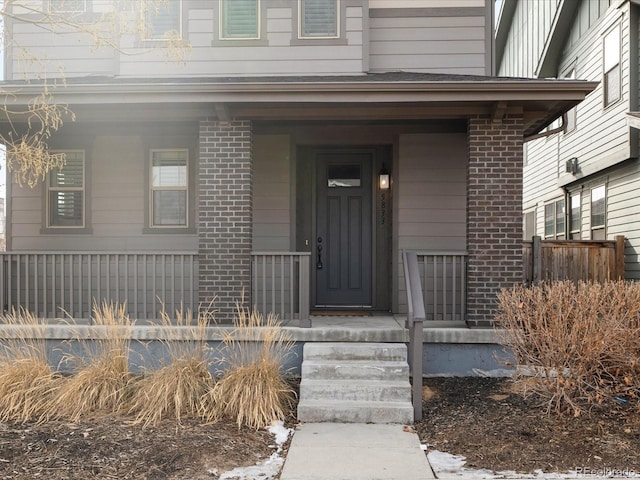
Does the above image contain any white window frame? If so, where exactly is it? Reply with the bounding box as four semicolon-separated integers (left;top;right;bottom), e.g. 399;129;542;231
219;0;261;40
143;0;183;41
46;150;86;229
603;24;621;107
149;148;189;228
48;0;87;13
544;198;565;239
298;0;340;39
564;69;577;133
569;191;581;239
590;184;606;240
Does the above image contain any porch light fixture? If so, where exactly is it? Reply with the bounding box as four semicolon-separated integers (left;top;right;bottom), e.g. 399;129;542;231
565;157;579;174
379;164;390;190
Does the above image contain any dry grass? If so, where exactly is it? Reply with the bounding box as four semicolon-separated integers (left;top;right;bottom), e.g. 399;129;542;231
496;280;640;416
211;304;295;429
0;308;60;423
51;301;133;421
128;305;217;427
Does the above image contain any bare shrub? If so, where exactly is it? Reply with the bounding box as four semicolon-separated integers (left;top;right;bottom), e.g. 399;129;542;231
210;304;295;429
51;301;133;421
128;305;217;427
496;280;640;416
0;308;60;423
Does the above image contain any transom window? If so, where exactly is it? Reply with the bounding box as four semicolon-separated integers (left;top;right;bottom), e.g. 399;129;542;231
47;151;85;228
49;0;86;13
544;198;565;239
150;149;188;227
220;0;259;39
591;185;606;240
603;24;620;106
299;0;338;38
144;0;182;40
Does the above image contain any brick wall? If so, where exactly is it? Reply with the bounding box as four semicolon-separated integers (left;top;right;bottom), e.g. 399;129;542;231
198;119;252;322
467;115;524;327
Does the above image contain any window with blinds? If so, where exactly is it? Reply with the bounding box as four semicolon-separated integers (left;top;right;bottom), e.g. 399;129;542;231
47;151;85;228
603;25;620;107
49;0;86;13
220;0;259;39
299;0;338;38
145;0;182;40
590;185;606;240
150;149;188;227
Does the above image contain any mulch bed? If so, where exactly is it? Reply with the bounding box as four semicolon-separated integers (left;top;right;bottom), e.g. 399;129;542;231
416;377;640;475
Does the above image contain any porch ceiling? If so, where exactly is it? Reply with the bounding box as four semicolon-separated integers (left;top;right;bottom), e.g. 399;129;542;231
0;73;598;137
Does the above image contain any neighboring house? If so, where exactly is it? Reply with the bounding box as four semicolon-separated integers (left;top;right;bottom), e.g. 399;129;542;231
496;0;639;280
0;0;595;328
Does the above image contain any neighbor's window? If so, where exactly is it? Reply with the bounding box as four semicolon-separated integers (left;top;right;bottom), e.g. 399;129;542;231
591;185;606;240
47;151;85;228
523;210;535;240
544;198;565;239
220;0;259;39
49;0;86;12
603;24;620;106
150;149;188;227
145;0;182;40
299;0;338;38
569;191;581;239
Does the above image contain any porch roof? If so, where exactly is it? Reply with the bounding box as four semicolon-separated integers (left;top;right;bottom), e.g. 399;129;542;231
0;72;598;137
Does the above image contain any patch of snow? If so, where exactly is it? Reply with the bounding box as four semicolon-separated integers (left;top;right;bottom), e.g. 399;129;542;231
427;450;621;479
218;421;293;480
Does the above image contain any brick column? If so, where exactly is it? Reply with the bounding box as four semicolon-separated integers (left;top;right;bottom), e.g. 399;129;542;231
467;115;523;327
198;119;252;322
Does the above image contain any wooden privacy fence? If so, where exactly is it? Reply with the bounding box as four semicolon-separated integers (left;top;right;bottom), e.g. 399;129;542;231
523;236;625;284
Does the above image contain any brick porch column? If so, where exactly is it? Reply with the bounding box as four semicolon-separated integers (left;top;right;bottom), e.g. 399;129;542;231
198;119;252;322
467;115;523;327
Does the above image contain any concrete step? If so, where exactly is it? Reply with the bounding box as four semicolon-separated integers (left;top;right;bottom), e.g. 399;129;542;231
301;359;409;381
300;379;411;403
303;342;408;362
297;400;414;424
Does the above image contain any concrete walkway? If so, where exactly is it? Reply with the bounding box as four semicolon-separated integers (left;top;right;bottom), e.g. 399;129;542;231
279;423;435;480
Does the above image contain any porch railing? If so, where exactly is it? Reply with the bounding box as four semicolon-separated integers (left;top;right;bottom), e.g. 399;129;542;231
412;250;468;322
0;252;199;320
250;252;311;326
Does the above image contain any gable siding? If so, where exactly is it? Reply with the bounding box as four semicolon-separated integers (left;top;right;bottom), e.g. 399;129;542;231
395;133;467;313
369;8;488;74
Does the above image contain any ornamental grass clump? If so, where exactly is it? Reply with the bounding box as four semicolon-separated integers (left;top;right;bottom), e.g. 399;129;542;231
496;280;640;416
52;301;133;421
210;304;295;429
128;305;216;427
0;308;60;423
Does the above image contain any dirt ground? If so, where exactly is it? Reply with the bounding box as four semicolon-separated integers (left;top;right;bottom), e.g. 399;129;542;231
416;377;640;475
2;377;640;479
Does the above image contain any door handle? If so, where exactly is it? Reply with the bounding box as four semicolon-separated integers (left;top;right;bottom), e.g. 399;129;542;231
316;237;323;269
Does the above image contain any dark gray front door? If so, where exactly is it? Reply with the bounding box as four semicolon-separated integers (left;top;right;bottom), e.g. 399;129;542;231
315;151;372;307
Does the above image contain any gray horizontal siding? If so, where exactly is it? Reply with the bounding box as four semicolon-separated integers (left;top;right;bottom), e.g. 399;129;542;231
369;13;487;74
252;135;291;252
396;132;467;313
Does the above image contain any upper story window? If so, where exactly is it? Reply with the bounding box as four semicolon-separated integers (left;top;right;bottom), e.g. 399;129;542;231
590;184;606;240
544;198;565;239
603;24;620;107
220;0;260;39
49;0;86;13
144;0;182;40
150;149;189;227
569;191;581;239
47;151;86;228
299;0;338;38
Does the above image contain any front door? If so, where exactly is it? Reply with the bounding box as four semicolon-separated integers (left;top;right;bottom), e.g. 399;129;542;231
315;151;373;307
